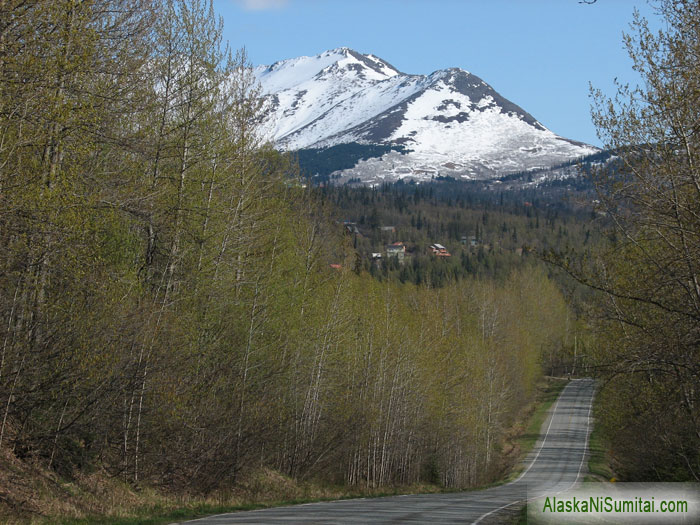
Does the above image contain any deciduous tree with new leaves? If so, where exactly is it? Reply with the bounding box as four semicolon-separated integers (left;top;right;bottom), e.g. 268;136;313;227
583;0;700;480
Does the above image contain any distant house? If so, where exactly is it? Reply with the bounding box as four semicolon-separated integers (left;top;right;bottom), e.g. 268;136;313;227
429;243;451;257
385;242;406;264
379;226;396;233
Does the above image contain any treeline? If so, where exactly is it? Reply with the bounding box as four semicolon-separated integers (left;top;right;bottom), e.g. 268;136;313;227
0;0;576;505
497;149;615;184
296;143;411;182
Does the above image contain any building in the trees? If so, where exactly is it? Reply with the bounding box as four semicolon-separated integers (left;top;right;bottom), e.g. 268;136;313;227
429;243;451;257
385;242;406;264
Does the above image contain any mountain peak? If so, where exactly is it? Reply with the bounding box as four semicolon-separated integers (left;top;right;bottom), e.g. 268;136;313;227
327;46;353;55
439;66;472;75
255;48;400;94
323;47;401;79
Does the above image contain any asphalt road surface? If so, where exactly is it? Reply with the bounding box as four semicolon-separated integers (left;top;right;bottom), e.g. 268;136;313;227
182;378;595;525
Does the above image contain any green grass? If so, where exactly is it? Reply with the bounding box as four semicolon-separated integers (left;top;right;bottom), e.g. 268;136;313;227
50;500;335;525
51;503;258;525
501;377;569;484
46;487;445;525
519;379;568;455
584;408;616;482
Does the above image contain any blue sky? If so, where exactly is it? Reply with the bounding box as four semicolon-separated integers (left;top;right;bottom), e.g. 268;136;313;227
214;0;661;147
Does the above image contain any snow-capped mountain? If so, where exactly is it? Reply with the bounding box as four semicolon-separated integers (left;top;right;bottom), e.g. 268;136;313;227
254;47;598;183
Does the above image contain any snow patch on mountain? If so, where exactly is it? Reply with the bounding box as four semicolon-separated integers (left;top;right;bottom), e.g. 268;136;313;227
253;48;599;182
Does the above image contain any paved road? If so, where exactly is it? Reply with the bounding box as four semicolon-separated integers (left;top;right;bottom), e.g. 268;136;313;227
183;378;595;524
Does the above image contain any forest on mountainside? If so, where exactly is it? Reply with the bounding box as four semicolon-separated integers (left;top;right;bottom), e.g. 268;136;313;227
322;182;603;286
0;0;580;519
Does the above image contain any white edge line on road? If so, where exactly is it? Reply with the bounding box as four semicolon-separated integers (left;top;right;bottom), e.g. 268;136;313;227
472;379;591;525
574;385;594;484
543;383;595;499
531;381;595;503
515;380;571;482
553;381;595;496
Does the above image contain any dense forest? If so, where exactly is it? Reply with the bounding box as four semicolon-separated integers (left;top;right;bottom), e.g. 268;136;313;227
0;0;578;519
295;143;411;182
321;182;602;286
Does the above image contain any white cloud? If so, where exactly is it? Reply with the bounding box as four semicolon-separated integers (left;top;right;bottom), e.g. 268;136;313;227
235;0;288;10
